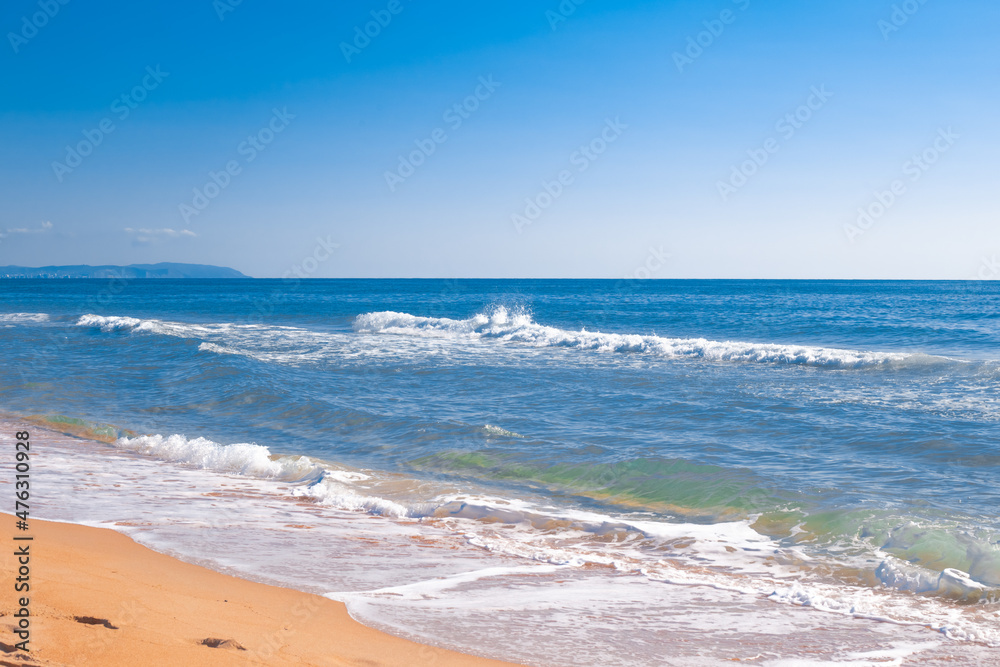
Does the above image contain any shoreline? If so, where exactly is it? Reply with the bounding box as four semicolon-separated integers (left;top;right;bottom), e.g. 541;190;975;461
1;516;518;666
0;418;996;664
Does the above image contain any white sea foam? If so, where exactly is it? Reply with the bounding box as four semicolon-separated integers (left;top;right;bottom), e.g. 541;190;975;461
13;422;1000;656
197;341;244;356
876;558;990;601
331;564;568;602
113;433;410;517
291;476;411;517
197;341;330;366
77;310;943;371
77;314;333;366
482;424;524;438
77;314;129;329
354;307;916;368
114;434;321;480
77;313;218;339
444;509;1000;647
77;313;241;338
0;312;50;323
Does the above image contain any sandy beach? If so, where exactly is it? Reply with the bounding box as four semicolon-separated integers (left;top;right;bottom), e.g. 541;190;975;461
0;516;517;666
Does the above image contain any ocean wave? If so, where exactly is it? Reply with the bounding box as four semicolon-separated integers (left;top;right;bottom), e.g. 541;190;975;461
354;307;920;369
434;500;1000;645
291;477;411;517
117;430;778;540
414;451;780;520
82;427;1000;641
76;314;324;365
0;312;50;323
876;559;990;602
77;310;951;371
76;313;234;338
113;433;410;517
114;433;322;480
25;418;1000;654
77;314;145;331
97;427;1000;603
76;314;228;341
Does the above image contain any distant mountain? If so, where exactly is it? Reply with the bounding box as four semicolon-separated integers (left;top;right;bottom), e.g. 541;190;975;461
0;263;250;279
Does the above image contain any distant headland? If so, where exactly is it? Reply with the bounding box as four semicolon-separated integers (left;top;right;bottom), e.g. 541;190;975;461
0;263;250;279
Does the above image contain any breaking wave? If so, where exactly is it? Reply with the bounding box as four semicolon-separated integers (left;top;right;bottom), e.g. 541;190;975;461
354;307;929;369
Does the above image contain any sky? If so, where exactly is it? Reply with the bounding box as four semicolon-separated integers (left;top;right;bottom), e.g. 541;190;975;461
0;0;997;279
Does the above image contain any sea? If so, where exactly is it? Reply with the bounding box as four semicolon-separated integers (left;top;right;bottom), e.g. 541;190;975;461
1;279;998;665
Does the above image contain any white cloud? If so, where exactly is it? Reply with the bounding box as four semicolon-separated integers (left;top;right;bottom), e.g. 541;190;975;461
0;221;54;240
124;227;198;243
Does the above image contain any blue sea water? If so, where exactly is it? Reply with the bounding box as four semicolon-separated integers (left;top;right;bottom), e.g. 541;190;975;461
2;279;999;663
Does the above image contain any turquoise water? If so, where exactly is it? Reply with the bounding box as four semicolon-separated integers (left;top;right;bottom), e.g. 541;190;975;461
2;279;999;659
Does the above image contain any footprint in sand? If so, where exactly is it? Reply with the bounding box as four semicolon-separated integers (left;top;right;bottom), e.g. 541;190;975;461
201;638;246;651
73;616;118;630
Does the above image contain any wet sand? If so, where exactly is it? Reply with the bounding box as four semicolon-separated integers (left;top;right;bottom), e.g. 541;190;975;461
0;517;518;666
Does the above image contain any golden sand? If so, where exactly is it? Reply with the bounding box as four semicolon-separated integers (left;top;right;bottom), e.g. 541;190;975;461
1;517;518;666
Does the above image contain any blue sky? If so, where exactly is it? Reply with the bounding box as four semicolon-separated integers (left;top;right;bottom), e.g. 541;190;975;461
1;0;996;278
